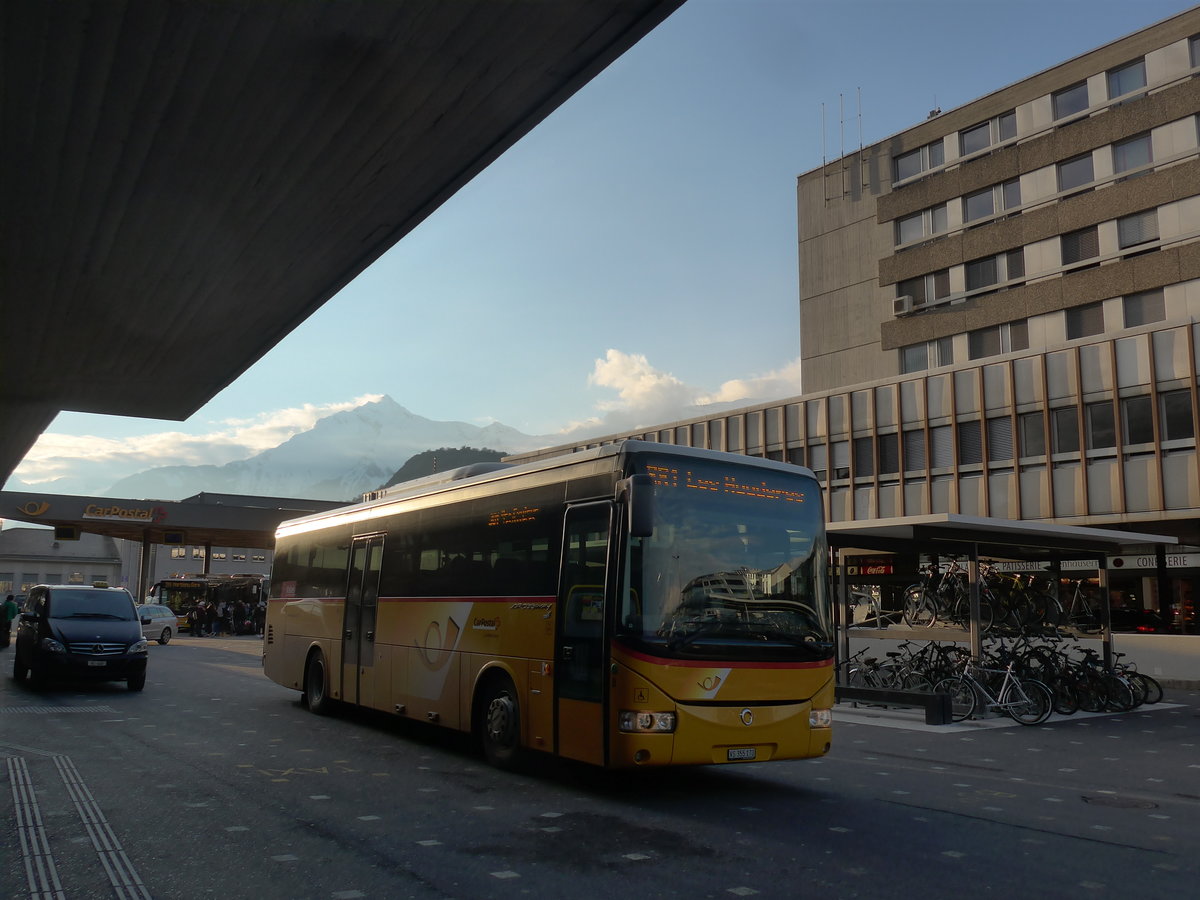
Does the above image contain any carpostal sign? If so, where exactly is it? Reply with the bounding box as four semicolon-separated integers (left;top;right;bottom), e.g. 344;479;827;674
82;504;168;524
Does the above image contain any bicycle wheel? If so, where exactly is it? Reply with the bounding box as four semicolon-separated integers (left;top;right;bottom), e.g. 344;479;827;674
902;672;934;692
1075;672;1107;712
1130;672;1163;704
1003;679;1053;725
934;677;976;721
903;586;936;627
1046;674;1079;716
1102;674;1136;712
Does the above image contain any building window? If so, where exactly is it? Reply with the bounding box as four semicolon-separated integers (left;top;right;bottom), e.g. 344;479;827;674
896;212;923;244
1006;248;1025;279
900;336;953;374
966;255;998;292
987;416;1014;462
1112;132;1152;176
1161;390;1195;441
1052;407;1080;454
192;547;205;559
1123;289;1165;327
894;140;945;182
1122;395;1153;444
1107;58;1146;100
903;429;926;471
1019;412;1045;457
930;425;954;468
1117;209;1159;250
1061;226;1099;267
1192;34;1200;67
170;547;186;559
1052;82;1089;120
854;437;874;477
998;110;1017;141
894;204;948;245
897;269;950;308
1057;153;1094;193
808;444;827;482
1001;178;1021;212
877;433;899;476
957;420;982;465
967;320;1028;360
960;121;991;156
963;186;994;223
968;326;1001;359
1066;301;1105;340
901;343;928;373
1085;401;1116;450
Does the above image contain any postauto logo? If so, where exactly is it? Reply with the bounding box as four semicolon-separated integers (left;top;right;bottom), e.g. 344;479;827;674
82;503;168;524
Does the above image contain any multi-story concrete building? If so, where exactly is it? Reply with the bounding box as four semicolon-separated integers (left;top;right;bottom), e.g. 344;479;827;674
514;9;1200;655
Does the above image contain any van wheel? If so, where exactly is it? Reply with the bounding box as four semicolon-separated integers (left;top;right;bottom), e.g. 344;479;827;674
478;675;522;769
157;628;171;645
127;672;146;692
303;652;332;715
13;651;29;682
30;661;48;689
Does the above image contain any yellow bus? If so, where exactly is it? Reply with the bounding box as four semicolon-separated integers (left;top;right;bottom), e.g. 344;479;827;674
263;441;833;769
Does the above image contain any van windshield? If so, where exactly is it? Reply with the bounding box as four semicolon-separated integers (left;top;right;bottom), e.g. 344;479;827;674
49;590;136;620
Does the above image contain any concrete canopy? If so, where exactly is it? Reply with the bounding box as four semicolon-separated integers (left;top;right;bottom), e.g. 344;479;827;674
0;0;684;485
829;513;1178;559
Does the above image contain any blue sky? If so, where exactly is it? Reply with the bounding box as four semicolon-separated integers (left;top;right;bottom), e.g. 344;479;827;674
11;0;1198;493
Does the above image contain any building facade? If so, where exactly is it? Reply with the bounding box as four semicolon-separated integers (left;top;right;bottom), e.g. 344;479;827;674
514;10;1200;652
0;528;122;595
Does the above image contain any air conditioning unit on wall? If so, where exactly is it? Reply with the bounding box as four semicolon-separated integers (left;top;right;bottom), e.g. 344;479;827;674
893;295;914;316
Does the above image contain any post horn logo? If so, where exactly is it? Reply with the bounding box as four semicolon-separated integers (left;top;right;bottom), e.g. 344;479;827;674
18;501;50;517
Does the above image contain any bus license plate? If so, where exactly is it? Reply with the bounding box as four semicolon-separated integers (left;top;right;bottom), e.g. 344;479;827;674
727;748;756;761
87;660;106;667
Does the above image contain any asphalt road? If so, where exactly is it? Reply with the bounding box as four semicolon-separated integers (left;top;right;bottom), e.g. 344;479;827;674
1;635;1197;900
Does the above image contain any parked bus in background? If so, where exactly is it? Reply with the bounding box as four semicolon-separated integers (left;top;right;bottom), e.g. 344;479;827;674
263;441;833;770
148;574;268;632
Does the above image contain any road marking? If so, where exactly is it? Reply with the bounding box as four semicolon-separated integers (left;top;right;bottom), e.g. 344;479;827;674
54;755;151;899
8;757;66;900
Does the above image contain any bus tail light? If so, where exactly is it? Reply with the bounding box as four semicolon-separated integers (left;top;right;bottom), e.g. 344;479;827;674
809;708;832;729
619;711;677;733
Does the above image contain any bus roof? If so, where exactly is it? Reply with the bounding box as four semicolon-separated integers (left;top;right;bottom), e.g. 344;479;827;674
275;440;818;539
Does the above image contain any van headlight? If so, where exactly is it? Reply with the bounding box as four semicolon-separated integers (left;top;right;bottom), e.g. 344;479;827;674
619;710;677;733
809;708;832;729
130;639;149;654
40;638;66;653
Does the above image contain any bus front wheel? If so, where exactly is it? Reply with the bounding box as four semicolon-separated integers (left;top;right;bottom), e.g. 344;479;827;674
479;676;522;769
303;652;332;715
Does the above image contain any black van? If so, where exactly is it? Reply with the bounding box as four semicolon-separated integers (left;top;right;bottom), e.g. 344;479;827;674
12;584;149;691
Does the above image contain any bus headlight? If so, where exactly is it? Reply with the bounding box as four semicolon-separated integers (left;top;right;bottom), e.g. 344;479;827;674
619;710;677;733
809;708;832;729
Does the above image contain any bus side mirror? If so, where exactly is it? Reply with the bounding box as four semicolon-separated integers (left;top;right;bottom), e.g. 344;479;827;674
618;475;655;538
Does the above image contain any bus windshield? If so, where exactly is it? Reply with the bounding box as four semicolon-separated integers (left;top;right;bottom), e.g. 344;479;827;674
618;455;832;662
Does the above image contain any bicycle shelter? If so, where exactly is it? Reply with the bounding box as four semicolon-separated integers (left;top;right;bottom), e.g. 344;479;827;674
827;514;1179;687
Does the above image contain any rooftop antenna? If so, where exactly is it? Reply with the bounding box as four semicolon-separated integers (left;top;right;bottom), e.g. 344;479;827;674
820;101;828;206
839;92;846;198
927;93;942;119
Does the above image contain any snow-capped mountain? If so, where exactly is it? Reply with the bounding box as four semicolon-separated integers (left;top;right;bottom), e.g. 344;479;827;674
103;396;552;501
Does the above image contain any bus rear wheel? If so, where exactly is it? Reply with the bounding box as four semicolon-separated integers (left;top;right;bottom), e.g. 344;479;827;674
303;652;333;715
479;676;522;769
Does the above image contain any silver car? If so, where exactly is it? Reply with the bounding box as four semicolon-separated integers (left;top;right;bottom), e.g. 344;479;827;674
136;604;176;644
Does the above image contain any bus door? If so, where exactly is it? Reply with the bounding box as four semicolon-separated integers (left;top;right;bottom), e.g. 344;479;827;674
555;502;612;766
341;534;384;707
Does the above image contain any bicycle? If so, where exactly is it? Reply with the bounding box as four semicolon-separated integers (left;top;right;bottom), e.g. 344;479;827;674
934;656;1054;725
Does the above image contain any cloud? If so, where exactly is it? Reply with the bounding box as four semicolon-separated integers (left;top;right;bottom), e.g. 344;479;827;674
560;350;803;438
10;395;384;490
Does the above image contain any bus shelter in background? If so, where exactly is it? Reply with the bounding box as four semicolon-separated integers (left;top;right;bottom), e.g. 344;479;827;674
827;514;1179;669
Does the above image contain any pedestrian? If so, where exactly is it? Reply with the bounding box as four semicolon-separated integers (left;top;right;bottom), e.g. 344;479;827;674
1;593;18;648
187;603;203;636
254;598;266;636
